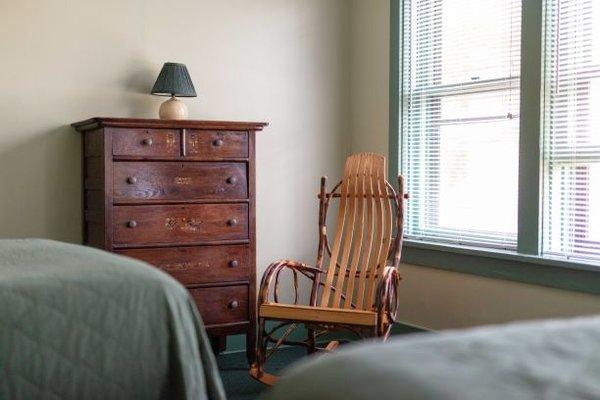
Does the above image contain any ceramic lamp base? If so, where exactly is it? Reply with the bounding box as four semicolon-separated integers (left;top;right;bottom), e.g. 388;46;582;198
159;96;188;120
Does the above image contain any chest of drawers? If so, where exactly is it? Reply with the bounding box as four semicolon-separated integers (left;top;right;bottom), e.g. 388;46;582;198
73;117;267;361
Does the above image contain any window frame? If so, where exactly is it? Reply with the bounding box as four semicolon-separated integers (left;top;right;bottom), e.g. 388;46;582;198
390;0;600;294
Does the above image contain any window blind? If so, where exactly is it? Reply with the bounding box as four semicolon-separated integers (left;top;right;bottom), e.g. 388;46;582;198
402;0;522;249
543;0;600;262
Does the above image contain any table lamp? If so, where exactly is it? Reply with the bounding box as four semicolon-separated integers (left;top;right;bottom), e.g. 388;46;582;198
151;62;197;120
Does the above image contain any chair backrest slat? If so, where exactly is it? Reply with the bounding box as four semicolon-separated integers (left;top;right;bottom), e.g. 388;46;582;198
319;153;395;311
330;156;361;308
320;156;355;307
365;160;393;309
342;155;371;309
355;157;375;309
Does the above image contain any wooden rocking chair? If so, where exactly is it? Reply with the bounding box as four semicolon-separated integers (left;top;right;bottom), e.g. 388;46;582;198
250;153;406;385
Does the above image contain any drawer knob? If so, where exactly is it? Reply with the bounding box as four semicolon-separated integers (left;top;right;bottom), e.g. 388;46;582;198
126;220;137;228
227;218;238;226
142;138;153;146
228;300;239;309
212;139;224;147
126;176;137;184
229;260;239;268
226;176;237;185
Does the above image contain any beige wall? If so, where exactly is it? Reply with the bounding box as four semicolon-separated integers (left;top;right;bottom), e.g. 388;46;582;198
400;265;600;330
348;0;390;157
0;0;349;277
348;0;600;330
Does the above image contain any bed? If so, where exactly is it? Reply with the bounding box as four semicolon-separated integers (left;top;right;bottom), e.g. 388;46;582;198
0;239;225;400
263;315;600;400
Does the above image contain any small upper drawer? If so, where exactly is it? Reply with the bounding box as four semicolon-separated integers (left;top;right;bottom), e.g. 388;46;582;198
185;130;248;159
112;128;180;158
113;162;248;203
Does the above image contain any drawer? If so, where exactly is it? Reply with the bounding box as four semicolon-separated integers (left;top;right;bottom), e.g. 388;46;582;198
113;162;248;203
185;130;248;159
113;204;248;246
117;245;249;285
112;128;180;158
189;284;249;326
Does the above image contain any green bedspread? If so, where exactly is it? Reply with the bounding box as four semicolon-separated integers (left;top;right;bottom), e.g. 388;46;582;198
264;316;600;400
0;239;226;400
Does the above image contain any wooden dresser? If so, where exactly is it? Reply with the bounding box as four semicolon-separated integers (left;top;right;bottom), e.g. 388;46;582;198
72;117;267;362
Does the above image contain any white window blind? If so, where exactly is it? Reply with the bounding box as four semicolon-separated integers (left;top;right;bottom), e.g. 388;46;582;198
402;0;522;249
543;0;600;262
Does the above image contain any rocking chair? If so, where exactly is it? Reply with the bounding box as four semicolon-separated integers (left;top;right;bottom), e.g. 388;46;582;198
250;153;406;385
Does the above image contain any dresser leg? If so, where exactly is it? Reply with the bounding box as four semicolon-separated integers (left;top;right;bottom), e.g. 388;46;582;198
210;335;227;355
246;330;256;364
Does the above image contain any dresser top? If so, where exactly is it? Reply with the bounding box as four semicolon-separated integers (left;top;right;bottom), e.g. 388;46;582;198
72;117;269;132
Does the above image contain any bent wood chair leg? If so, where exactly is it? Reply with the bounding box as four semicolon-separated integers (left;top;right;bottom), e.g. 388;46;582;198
250;319;298;386
307;328;317;354
249;317;277;385
324;340;339;351
249;365;279;386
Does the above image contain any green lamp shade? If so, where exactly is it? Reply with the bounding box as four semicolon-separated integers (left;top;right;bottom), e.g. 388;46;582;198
151;62;197;97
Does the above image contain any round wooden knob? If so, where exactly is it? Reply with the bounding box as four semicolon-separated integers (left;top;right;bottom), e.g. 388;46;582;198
227;218;238;226
126;176;137;184
126;220;137;228
229;260;239;268
142;138;153;146
228;300;239;309
226;176;237;184
212;139;224;147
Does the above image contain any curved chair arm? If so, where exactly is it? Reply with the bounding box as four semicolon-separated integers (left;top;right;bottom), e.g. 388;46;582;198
375;266;401;337
258;260;322;306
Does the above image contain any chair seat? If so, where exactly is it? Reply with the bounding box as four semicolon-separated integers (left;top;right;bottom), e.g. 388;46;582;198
260;303;378;326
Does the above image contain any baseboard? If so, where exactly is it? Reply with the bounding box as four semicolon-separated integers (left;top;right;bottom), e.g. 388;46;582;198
221;335;250;355
391;320;430;334
221;321;430;354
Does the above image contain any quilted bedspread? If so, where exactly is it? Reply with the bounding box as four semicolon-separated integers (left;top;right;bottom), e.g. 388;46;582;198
0;239;225;400
264;315;600;400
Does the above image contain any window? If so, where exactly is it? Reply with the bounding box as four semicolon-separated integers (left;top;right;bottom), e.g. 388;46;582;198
543;0;600;262
397;0;600;266
402;0;522;249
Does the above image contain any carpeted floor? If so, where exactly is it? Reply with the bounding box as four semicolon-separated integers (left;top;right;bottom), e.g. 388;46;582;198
217;326;425;399
217;347;306;400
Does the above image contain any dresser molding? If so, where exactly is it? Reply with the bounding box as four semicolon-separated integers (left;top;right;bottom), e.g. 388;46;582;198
73;117;267;363
72;117;268;132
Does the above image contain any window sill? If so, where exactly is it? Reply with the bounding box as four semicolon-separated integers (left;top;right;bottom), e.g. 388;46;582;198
401;240;600;295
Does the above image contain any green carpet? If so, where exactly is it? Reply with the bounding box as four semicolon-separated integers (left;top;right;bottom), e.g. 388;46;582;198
217;324;426;399
217;347;306;400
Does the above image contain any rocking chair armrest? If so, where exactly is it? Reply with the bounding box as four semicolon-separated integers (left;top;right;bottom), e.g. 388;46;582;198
267;260;322;275
375;266;401;317
258;260;322;305
382;266;399;279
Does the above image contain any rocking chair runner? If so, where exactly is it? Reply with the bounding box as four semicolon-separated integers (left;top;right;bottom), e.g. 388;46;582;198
250;153;406;385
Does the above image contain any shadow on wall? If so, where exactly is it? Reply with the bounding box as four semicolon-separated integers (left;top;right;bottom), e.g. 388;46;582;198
120;66;160;116
0;126;82;242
